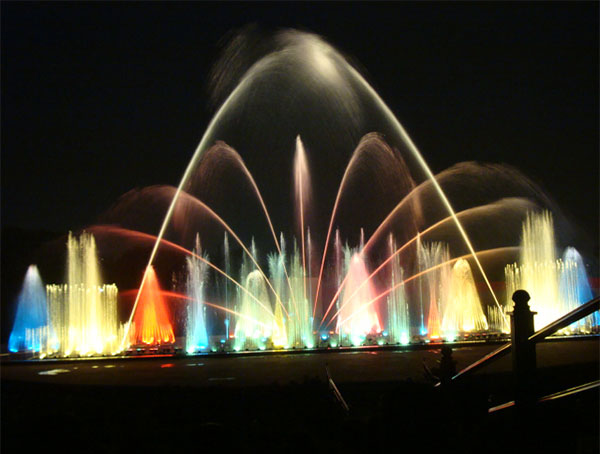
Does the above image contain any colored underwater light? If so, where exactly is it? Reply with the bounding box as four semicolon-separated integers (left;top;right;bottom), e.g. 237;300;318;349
445;333;457;342
400;333;410;345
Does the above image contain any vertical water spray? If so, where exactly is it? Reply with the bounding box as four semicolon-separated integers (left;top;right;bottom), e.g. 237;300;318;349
506;213;597;333
307;228;313;306
505;211;561;330
559;248;596;332
223;232;232;338
386;235;410;344
339;252;381;346
417;241;451;339
285;239;314;348
521;211;560;328
268;234;288;347
294;136;312;308
186;235;209;353
234;268;273;351
333;229;343;333
46;232;120;356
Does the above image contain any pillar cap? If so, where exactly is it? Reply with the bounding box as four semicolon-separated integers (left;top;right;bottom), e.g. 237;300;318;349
511;290;537;314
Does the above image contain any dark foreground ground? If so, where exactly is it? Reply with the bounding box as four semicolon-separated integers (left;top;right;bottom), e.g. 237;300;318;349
2;338;599;453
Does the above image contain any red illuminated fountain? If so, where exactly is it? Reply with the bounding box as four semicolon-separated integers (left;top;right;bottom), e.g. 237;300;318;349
129;266;175;346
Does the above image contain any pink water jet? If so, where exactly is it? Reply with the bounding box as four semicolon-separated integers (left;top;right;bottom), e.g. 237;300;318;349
338;253;381;344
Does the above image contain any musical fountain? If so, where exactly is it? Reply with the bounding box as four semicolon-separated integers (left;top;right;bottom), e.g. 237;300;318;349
8;30;597;357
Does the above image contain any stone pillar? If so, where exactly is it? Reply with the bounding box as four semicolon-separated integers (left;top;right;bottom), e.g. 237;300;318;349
510;290;537;409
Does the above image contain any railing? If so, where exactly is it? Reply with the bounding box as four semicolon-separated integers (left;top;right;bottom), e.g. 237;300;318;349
488;380;600;413
439;291;599;411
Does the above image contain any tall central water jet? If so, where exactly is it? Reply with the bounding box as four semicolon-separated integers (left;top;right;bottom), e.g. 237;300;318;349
294;136;312;306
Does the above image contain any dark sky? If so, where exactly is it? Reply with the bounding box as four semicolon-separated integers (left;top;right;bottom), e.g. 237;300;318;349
2;2;598;244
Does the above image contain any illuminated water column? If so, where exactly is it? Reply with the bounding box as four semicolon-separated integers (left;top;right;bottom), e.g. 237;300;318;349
223;232;233;338
505;211;564;330
332;229;343;339
268;234;288;348
186;235;209;353
386;235;410;344
441;258;488;338
339;252;381;346
129;266;175;346
559;247;597;332
417;241;450;338
521;211;560;328
46;232;120;356
9;265;48;353
287;239;314;348
234;269;273;351
233;238;273;350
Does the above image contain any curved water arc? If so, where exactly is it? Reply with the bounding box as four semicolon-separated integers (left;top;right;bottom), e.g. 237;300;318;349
123;31;504;348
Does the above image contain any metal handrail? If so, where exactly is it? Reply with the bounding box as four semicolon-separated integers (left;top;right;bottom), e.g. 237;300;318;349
488;380;600;413
326;364;350;412
529;296;599;343
446;296;599;384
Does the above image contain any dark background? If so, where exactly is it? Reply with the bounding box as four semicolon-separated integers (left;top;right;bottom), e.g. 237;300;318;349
2;2;598;339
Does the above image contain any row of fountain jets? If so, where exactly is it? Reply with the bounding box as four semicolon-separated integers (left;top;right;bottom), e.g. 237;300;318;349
8;210;597;357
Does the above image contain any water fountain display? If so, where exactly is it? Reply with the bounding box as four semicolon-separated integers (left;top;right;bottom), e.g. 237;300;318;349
44;232;122;357
7;30;597;357
505;211;597;332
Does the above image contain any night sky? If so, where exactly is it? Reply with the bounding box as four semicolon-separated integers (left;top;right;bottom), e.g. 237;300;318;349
2;2;598;245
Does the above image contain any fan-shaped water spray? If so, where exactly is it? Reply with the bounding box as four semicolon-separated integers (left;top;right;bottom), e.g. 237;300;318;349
441;259;489;337
129;265;175;346
8;265;48;353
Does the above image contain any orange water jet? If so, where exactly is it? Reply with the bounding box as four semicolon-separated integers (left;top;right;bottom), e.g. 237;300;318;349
129;266;175;345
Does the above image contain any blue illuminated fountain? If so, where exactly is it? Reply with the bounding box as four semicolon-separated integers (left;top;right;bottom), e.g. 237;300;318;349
185;235;210;353
8;265;48;353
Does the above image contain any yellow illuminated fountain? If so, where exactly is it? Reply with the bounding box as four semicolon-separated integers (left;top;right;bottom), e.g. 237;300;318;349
45;232;121;357
505;211;596;332
441;259;489;338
